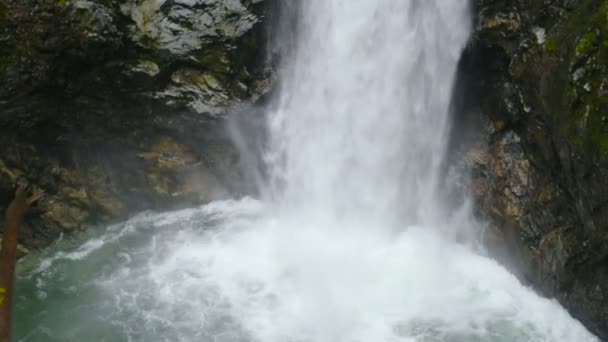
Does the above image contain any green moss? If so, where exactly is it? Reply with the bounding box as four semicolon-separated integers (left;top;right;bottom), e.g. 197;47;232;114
556;1;608;151
545;39;560;53
57;0;69;5
576;31;598;56
566;96;608;151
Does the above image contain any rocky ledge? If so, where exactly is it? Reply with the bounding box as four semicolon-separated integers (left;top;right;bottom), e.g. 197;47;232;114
0;0;274;253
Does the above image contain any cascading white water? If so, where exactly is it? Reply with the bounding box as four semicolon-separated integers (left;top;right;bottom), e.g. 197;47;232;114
13;1;600;341
266;1;469;227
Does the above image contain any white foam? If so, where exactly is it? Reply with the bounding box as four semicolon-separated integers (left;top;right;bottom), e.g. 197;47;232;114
95;202;598;342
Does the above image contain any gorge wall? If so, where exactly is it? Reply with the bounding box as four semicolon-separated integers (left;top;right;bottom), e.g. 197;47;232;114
462;0;608;339
0;0;274;252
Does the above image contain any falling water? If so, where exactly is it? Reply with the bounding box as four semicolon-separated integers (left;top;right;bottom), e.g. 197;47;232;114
266;1;468;227
14;1;600;341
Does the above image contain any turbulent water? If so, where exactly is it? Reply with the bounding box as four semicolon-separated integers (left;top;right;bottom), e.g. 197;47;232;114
14;1;600;341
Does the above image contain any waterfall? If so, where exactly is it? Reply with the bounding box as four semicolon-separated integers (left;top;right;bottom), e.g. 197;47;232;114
13;1;600;341
266;1;469;228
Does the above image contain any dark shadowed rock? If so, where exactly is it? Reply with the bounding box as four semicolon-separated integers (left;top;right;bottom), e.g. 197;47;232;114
458;0;608;338
0;0;274;254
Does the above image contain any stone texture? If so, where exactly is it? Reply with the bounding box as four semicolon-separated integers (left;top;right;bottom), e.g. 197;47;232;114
0;0;274;253
459;0;608;338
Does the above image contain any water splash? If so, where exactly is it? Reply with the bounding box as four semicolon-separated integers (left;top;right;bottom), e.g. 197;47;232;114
15;200;598;341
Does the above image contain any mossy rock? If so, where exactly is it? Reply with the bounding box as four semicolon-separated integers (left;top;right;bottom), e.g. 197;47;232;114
525;0;608;153
576;31;599;56
544;38;560;53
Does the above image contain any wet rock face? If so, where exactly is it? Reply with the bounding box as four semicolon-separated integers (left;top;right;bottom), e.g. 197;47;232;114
0;0;274;253
461;0;608;338
118;0;272;114
121;0;262;54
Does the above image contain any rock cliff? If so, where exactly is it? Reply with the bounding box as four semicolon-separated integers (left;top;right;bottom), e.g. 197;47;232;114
460;0;608;339
0;0;273;252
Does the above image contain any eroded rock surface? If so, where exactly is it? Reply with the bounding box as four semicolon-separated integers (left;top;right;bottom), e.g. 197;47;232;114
0;0;274;253
460;0;608;338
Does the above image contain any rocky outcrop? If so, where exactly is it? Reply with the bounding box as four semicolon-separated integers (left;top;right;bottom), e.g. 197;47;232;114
459;0;608;338
0;0;274;253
